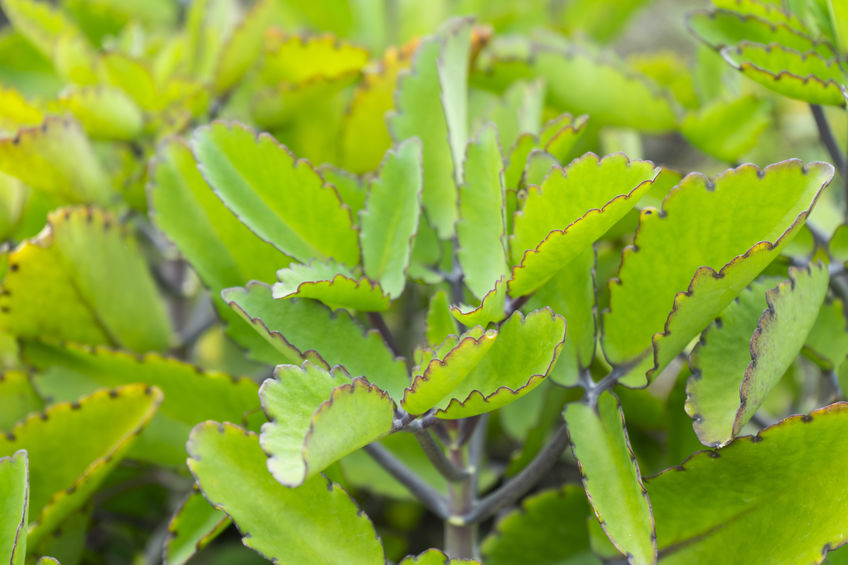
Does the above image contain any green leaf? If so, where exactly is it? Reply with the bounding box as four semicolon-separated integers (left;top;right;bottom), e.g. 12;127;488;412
564;392;656;565
257;32;369;85
688;265;828;446
149;137;289;364
680;94;771;162
0;207;173;352
54;86;143;141
388;18;473;238
211;0;276;94
404;309;566;418
96;52;159;111
0;118;112;205
399;548;479;564
804;298;848;370
164;488;230;565
318;165;367;219
721;43;847;106
0;384;161;547
602;160;833;387
360;139;423;298
649;403;848;564
192;121;360;266
21;341;260;467
0;370;43;430
260;363;394;486
187;421;385;565
273;260;390;312
0;85;43;130
474;38;678;132
711;0;807;29
481;485;600;565
224;283;408;400
426;290;458;346
1;0;88;59
30;504;89;565
687;8;835;57
450;277;508;329
526;247;596;387
473;79;545;154
0;450;27;565
458;124;508;299
509;153;658;297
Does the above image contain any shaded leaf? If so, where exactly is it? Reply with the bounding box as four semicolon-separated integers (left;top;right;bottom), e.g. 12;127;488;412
450;278;508;329
649;403;848;564
0;450;28;565
192;121;360;266
360;139;423;298
804;298;848;370
22;341;259;467
260;363;394;486
0;207;173;352
187;421;385;565
680;94;771;162
602;160;832;387
565;392;656;565
164;488;230;565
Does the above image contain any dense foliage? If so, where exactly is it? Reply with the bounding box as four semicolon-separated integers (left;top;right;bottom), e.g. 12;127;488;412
1;0;848;563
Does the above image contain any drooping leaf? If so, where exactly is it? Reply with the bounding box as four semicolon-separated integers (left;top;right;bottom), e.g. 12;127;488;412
260;363;394;486
457;124;508;299
149;137;289;363
0;207;173;352
164;488;230;565
0;384;161;547
564;392;656;565
721;42;847;106
602;160;833;387
804;298;848;370
54;86;143;141
0;450;28;565
0;118;112;205
649;403;848;564
399;548;479;564
680;94;771;162
403;309;566;418
688;265;828;446
187;421;385;565
192;121;360;266
273;260;390;312
359;139;423;298
388;18;473;238
21;341;259;467
0;370;43;430
224;283;408;400
427;290;457;345
526;247;596;387
510;153;659;297
450;277;508;329
481;485;600;565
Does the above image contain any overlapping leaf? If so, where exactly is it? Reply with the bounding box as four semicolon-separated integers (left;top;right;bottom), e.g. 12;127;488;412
804;298;848;370
164;488;230;565
272;260;390;312
680;94;771;162
187;421;385;565
0;207;173;352
510;153;658;297
22;340;259;467
450;278;508;329
0;450;28;565
602;160;833;387
211;0;277;94
565;392;655;565
649;403;848;564
0;384;161;547
192;121;360;266
224;282;408;400
399;549;478;564
688;265;828;446
260;362;394;487
403;309;565;418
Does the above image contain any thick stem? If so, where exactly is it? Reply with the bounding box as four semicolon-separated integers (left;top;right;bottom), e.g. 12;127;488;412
412;427;470;482
444;443;477;559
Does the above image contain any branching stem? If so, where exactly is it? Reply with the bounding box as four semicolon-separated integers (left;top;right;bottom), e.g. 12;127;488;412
412;427;471;482
363;443;449;518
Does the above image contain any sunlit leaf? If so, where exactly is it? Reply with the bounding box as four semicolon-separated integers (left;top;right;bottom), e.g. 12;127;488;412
273;260;390;312
450;277;508;328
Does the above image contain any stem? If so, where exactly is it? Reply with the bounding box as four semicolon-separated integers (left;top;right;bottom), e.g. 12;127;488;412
367;312;399;356
810;104;846;174
412;427;471;482
363;443;449;518
463;422;569;524
444;442;477;559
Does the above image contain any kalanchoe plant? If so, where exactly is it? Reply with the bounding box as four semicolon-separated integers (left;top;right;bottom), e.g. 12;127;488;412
2;0;848;564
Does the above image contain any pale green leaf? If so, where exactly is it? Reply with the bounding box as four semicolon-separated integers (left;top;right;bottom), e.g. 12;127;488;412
0;450;27;565
1;0;88;59
804;298;848;370
450;278;508;329
680;94;771;162
360;139;423;298
650;403;848;564
187;421;385;565
602;160;833;387
318;165;367;219
273;260;390;312
164;489;230;565
54;86;143;141
473;79;545;153
0;385;161;547
564;392;656;565
426;290;457;346
260;363;394;486
224;283;408;400
458;124;508;299
0;370;43;430
211;0;276;94
481;485;600;565
22;341;259;467
192;121;360;266
0;207;173;352
400;548;479;564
